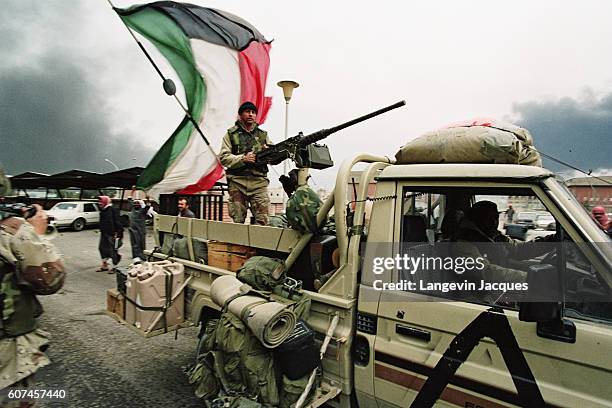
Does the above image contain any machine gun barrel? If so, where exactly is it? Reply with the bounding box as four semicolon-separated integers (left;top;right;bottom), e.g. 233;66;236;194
255;100;406;167
300;100;406;145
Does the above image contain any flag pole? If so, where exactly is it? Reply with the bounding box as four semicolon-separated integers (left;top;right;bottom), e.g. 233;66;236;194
106;0;216;151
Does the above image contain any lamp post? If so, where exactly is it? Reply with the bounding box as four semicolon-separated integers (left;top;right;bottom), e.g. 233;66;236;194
104;158;120;171
277;80;299;205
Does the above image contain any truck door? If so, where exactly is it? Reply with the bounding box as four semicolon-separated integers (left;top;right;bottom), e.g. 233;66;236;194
370;183;612;408
355;178;397;408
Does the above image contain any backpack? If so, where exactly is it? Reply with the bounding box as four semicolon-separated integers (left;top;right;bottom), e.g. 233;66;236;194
236;257;286;292
267;214;288;228
215;312;280;405
286;186;322;233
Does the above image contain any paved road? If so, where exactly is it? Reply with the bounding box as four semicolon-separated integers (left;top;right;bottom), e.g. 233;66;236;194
35;227;202;407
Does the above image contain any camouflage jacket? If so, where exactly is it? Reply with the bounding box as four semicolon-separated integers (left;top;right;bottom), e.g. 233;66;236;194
0;215;63;388
219;121;271;178
0;217;63;337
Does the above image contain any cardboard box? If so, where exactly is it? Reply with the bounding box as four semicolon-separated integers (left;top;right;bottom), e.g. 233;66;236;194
207;241;256;272
106;288;125;320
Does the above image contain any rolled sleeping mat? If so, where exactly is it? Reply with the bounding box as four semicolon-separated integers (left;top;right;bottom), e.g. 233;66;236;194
210;275;248;306
228;295;297;349
210;275;297;348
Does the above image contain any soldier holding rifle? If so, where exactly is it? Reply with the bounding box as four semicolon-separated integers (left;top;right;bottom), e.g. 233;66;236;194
219;102;272;225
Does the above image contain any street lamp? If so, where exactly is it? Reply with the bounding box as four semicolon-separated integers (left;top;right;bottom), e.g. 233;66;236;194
104;158;120;171
277;80;299;205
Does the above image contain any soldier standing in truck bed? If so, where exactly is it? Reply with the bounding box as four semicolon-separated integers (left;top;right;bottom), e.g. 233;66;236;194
219;101;271;225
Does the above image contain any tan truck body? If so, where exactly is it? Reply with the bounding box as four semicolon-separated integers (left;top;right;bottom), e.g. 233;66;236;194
149;155;612;407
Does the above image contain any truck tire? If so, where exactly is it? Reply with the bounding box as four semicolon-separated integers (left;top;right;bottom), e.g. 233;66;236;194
72;218;86;231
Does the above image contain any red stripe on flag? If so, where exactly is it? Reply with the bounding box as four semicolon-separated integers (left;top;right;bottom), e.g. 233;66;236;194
177;162;225;195
238;42;272;124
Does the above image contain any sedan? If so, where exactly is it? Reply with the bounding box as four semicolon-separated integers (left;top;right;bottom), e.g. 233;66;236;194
47;201;100;231
535;213;556;230
514;211;539;229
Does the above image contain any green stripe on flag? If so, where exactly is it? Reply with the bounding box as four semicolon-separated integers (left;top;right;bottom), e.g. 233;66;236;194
119;7;206;190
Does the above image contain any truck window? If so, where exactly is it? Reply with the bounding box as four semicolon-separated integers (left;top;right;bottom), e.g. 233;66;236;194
397;186;564;309
400;190;441;243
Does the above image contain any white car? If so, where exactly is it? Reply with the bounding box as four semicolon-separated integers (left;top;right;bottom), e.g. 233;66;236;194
47;201;100;231
534;212;556;230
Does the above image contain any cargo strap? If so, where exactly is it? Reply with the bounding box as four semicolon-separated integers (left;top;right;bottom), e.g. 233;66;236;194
161;270;173;333
220;283;256;312
239;300;268;322
123;294;167;311
123;270;175;333
147;246;169;261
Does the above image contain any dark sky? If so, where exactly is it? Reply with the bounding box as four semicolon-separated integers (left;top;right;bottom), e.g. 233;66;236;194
0;0;610;180
0;55;155;175
0;0;155;176
513;92;612;173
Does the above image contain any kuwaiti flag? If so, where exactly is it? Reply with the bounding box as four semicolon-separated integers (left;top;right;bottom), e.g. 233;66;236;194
115;2;272;199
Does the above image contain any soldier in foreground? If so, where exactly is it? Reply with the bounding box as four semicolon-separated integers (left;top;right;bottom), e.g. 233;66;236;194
219;101;271;225
0;170;65;406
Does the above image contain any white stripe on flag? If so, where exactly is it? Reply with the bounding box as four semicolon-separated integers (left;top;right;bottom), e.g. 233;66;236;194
147;41;241;199
191;39;242;153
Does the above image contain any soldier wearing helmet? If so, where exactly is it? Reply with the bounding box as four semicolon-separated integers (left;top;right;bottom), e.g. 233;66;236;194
0;166;65;404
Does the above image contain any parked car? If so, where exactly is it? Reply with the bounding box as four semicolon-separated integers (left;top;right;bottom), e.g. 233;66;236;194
535;212;556;230
47;201;100;231
514;211;539;229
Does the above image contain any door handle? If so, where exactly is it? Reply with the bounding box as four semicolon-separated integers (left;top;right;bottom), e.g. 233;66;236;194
396;324;431;342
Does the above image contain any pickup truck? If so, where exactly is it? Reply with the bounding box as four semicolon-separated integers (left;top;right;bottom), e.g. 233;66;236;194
148;155;612;408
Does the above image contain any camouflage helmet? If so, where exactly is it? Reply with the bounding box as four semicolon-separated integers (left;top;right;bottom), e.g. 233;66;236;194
0;166;10;197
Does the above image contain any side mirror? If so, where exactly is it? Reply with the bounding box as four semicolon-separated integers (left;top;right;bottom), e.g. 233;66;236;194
518;301;561;322
518;263;576;343
518;264;561;322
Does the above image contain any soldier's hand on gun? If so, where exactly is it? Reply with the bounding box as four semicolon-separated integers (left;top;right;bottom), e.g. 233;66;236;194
242;151;256;163
25;204;48;235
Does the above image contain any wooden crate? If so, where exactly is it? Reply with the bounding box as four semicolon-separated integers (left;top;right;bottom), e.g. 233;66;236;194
207;241;256;272
106;288;125;320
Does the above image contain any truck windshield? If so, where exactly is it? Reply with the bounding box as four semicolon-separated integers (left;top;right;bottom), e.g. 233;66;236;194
558;182;611;241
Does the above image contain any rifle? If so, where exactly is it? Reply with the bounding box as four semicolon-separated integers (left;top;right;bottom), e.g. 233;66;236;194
255;100;406;169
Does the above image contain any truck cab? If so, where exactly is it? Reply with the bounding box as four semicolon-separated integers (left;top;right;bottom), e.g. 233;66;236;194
149;155;612;407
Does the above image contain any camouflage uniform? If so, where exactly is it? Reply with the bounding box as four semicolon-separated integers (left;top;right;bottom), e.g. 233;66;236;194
0;175;64;404
219;121;271;225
